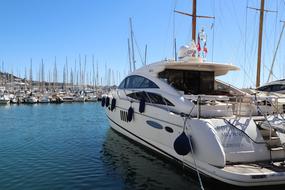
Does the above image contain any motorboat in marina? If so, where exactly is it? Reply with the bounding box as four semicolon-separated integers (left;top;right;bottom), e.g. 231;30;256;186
62;95;74;103
0;95;10;104
38;95;50;103
257;79;285;94
85;95;98;102
24;96;38;104
73;95;85;102
103;40;285;187
240;76;285;114
50;94;63;103
242;87;285;114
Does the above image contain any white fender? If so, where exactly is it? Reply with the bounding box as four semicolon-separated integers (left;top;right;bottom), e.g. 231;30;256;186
186;119;226;168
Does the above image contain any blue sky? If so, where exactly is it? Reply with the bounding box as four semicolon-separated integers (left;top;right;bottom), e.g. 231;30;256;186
0;0;284;88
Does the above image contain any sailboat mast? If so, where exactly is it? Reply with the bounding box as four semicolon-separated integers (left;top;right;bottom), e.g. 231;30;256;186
41;58;44;92
30;58;33;90
128;38;132;73
96;61;99;87
144;45;147;65
92;55;95;90
192;0;197;42
129;18;136;71
256;0;265;87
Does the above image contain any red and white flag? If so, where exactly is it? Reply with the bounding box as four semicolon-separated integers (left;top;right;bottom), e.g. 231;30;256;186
203;42;208;54
197;33;201;52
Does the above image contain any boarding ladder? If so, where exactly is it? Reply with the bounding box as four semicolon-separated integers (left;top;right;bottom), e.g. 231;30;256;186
253;95;285;163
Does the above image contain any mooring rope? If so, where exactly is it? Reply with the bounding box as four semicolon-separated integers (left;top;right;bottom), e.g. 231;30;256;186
183;108;204;190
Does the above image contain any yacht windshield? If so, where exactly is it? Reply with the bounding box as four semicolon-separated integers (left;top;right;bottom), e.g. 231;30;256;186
159;69;214;95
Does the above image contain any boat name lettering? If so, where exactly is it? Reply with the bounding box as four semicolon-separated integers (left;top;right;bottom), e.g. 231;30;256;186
221;131;244;137
215;125;228;131
223;143;245;148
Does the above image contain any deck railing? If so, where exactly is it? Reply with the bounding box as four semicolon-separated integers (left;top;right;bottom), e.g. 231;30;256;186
191;94;285;119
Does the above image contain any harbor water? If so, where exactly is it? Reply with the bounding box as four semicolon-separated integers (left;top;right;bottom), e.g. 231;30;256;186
0;103;283;190
0;103;202;190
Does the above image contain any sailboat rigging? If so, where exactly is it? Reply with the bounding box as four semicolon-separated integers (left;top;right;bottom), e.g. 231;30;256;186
267;21;285;83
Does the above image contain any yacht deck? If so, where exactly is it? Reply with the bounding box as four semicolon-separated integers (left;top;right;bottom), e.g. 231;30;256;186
224;162;285;174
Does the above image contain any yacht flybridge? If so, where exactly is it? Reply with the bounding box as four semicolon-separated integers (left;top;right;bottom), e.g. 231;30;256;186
103;40;285;187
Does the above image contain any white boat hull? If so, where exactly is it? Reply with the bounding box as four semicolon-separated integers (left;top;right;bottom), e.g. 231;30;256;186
105;99;285;187
0;99;9;104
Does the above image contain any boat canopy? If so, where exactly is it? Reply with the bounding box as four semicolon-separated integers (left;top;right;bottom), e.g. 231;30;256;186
134;59;240;77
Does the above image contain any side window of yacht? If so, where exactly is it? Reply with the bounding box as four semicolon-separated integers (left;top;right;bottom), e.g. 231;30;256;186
118;79;126;89
125;75;159;89
131;76;146;88
270;85;278;92
258;85;271;92
127;91;148;101
127;92;174;106
280;85;285;90
271;85;284;92
125;77;133;88
147;92;174;106
140;78;159;88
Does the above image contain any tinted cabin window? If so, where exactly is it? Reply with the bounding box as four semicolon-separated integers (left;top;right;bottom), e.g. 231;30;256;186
127;91;148;100
127;92;174;106
118;79;126;89
159;69;214;95
271;85;280;92
259;84;285;92
271;84;285;92
124;75;158;89
200;71;214;93
125;77;132;88
258;85;271;92
148;93;174;106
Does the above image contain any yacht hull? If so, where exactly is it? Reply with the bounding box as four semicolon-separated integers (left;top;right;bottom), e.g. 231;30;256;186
105;102;285;187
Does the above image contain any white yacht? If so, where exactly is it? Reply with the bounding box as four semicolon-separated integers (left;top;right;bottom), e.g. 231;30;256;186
257;79;285;94
242;87;285;114
85;95;97;102
104;42;285;187
24;96;38;104
62;95;74;103
73;95;85;102
0;95;10;104
38;95;50;103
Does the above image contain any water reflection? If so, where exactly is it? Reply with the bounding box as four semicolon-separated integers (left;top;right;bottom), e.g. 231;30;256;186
101;128;285;190
101;128;202;190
